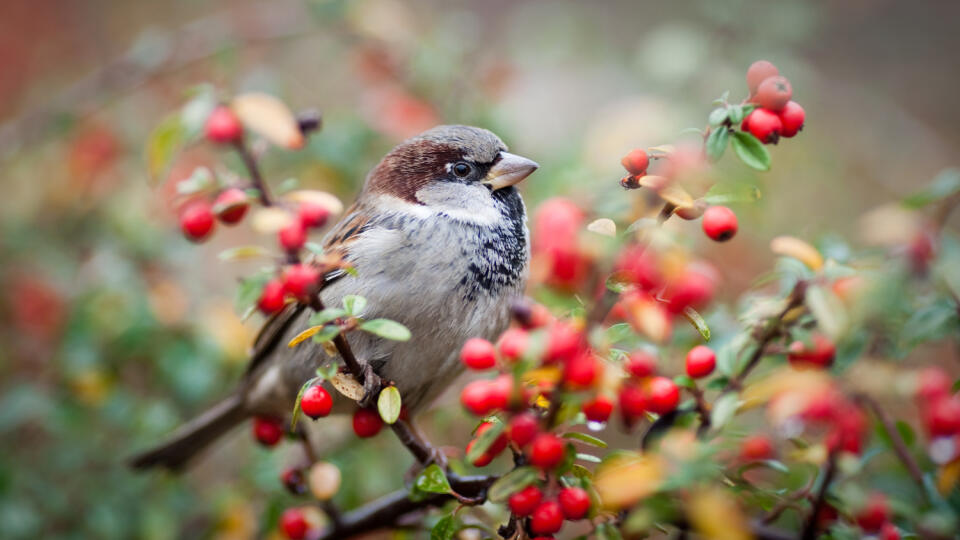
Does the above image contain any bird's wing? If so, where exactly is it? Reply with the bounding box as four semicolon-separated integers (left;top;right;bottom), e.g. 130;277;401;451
245;201;374;375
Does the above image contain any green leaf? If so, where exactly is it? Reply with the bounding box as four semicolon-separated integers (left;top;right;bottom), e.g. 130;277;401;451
233;271;272;315
673;374;695;389
805;284;848;340
595;522;624;540
731;131;771;171
576;453;602;463
605;273;630;293
430;514;461;540
709;393;740;431
359;319;411;341
414;464;452;496
708;107;729;127
377;386;402;425
342;295;367;316
304;242;325;255
705;127;729;162
466;419;505;462
563;432;608;448
179;84;218;138
315;362;338;380
728;103;755;125
311;325;341;343
604;323;634;344
703;182;762;205
682;306;711;341
146;113;187;185
903;169;960;208
309;308;347;326
487;466;539;502
175;166;214;196
290;377;320;430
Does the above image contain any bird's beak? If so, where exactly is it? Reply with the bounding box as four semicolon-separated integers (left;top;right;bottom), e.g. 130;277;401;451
483;152;539;190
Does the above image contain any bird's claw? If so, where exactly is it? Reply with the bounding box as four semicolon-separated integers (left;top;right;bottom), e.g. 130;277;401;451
358;363;382;409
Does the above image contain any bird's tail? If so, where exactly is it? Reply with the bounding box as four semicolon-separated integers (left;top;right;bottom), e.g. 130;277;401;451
129;393;247;471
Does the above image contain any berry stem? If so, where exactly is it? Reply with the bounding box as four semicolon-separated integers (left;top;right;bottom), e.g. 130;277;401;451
233;139;273;206
854;393;928;499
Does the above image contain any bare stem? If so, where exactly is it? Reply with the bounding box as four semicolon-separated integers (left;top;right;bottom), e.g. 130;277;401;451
233;140;273;206
800;451;838;540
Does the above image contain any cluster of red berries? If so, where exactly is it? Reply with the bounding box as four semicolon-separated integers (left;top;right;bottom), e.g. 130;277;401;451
507;484;591;536
855;493;899;538
178;105;331;251
741;60;805;144
531;198;591;290
786;333;836;369
915;367;960;443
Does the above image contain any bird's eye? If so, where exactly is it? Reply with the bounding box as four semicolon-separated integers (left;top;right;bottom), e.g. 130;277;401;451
452;162;472;178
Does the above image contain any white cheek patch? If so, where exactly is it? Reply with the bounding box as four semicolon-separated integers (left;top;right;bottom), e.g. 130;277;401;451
414;182;502;225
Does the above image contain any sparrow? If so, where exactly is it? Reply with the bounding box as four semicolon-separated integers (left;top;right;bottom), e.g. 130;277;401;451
131;125;538;470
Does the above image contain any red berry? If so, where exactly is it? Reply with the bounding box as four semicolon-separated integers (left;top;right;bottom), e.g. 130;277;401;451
583;395;614;423
742;108;783;144
352;408;383;438
487;375;513;411
620;148;649;175
298;202;330;229
619;384;647;419
662;267;716;314
179;201;216;242
461;380;493;416
465;439;494;467
777;100;805;137
253;416;284;446
916;367;952;402
753;75;793;111
508;413;540;447
702;206;738;242
258;279;287;314
205;105;243;144
213;188;250;225
544;322;584;364
279;508;308;540
528;433;566;470
740;435;774;461
880;522;900;540
615;245;662;291
530;500;564;535
283;264;320;301
787;334;836;368
564;353;598;388
685;345;716;378
746;60;779;95
508;485;542;516
625;351;657;378
461;337;497;370
926;396;960;437
476;421;509;456
498;327;529;361
279;221;307;252
856;493;890;532
300;385;333;419
558;487;591;520
646;376;679;415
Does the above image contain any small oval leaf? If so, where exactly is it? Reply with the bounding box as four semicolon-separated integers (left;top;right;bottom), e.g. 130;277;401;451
770;235;824;271
251;207;296;234
377;386;402;424
359;319;411;341
563;431;608;448
587;218;617;238
288;326;324;348
330;372;365;401
731;131;771;171
682;306;711;341
487;466;539;503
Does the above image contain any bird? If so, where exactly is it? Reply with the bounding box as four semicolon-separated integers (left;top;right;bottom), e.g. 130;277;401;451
130;125;539;470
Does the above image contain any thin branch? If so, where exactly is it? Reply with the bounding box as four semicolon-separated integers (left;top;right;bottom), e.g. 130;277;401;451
314;474;497;540
234;140;274;207
800;451;838;540
854;393;928;498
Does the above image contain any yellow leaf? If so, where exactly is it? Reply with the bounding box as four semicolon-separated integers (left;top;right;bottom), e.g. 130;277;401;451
626;296;671;343
770;236;823;271
523;366;562;386
231;92;304;149
284;190;344;216
939;459;960;494
251;207;296;234
657;183;695;209
687;486;753;540
587;218;617;237
288;326;324;348
595;452;664;509
741;367;833;410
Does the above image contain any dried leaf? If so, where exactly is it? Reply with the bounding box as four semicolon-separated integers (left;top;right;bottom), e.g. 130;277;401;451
330;372;365;401
587;218;617;237
251;207;296;234
657;183;695;209
284;190;344;216
770;236;824;271
687;486;752;540
595;453;664;509
288;326;324;348
231;92;305;149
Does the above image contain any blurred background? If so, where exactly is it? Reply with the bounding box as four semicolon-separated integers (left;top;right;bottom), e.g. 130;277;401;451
1;0;958;538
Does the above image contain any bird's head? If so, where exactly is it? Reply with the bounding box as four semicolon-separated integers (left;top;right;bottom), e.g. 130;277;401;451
364;125;538;220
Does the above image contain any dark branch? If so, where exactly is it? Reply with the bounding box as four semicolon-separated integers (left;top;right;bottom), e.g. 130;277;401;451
233;140;273;207
800;451;837;540
854;393;928;498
